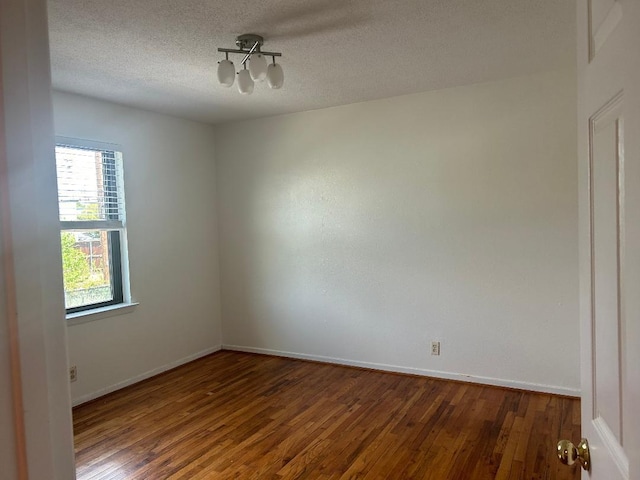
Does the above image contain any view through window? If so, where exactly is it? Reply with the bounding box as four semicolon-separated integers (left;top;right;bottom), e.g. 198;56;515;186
55;142;127;312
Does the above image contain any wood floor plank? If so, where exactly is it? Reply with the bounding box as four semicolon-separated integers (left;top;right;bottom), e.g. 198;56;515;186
73;351;580;479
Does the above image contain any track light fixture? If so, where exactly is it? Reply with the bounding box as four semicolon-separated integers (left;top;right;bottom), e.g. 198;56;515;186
217;34;284;94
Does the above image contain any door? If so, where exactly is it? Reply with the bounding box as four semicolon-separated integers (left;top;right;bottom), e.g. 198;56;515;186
573;0;640;478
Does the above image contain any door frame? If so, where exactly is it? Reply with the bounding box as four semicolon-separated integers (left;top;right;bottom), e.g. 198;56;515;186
0;0;76;477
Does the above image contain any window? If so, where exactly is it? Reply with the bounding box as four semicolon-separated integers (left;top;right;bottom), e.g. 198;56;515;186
55;139;129;313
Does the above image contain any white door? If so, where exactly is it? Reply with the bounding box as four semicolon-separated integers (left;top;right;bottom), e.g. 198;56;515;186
573;0;640;479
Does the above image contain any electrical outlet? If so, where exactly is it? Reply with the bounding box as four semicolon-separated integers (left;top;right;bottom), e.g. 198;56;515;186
431;341;441;356
69;366;77;382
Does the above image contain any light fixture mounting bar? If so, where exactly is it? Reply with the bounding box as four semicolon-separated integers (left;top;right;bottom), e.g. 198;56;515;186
217;48;282;57
240;41;260;66
217;34;281;66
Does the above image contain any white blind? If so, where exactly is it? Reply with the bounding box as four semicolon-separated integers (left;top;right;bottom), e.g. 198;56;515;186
55;144;125;229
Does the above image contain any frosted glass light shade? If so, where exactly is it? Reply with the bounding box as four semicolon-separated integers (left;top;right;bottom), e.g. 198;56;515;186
267;63;284;89
217;59;235;87
237;69;254;94
249;54;268;82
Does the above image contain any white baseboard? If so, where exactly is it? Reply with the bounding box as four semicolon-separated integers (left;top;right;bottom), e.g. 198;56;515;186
223;344;580;398
72;345;222;406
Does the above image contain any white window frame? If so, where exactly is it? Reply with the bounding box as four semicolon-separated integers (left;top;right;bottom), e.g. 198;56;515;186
55;136;134;320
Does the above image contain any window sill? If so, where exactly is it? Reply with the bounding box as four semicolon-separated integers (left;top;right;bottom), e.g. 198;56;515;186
66;302;139;326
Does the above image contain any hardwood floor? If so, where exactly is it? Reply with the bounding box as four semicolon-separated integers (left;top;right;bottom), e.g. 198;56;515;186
73;351;580;479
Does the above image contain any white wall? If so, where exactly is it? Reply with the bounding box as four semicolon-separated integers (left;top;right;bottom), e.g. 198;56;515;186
215;69;580;395
53;92;222;404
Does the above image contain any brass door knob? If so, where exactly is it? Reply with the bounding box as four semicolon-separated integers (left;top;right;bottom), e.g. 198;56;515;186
557;438;590;471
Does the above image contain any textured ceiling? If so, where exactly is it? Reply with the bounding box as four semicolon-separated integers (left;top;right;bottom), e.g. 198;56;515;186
47;0;575;125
